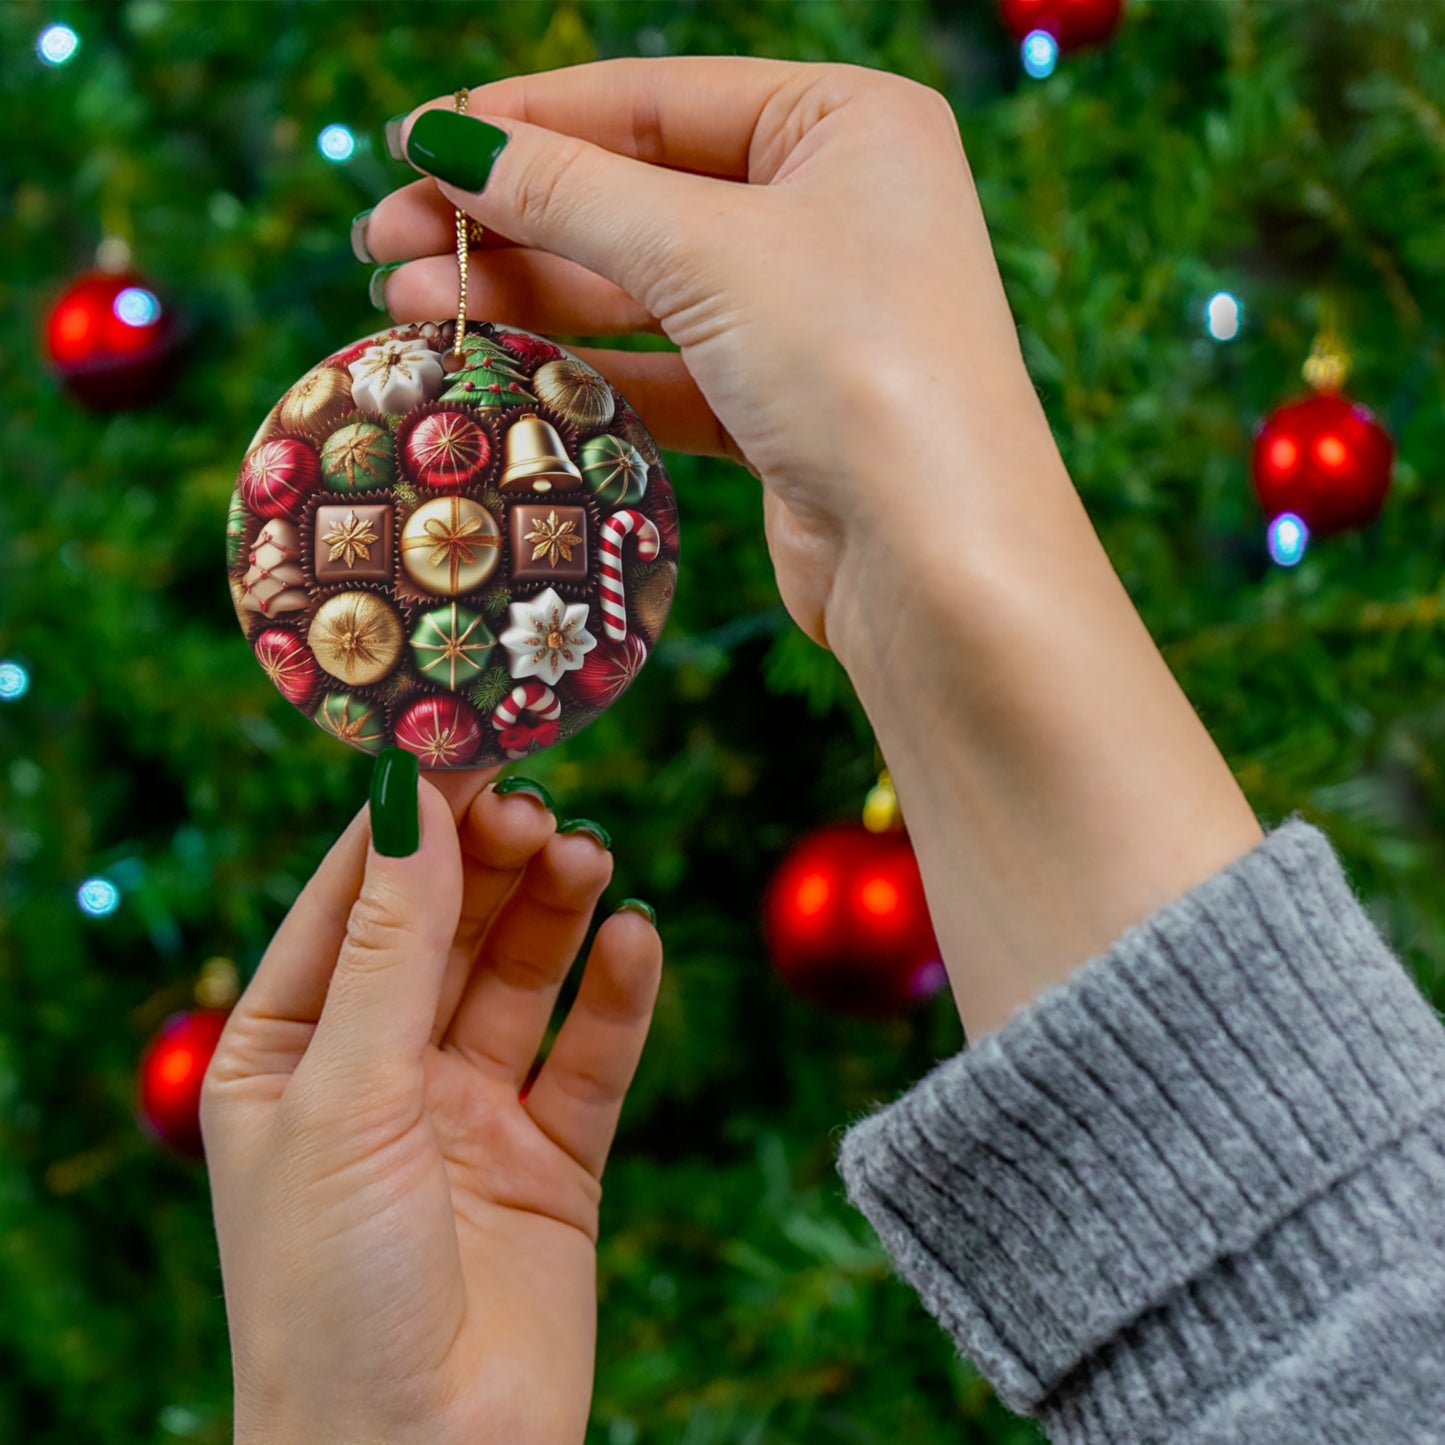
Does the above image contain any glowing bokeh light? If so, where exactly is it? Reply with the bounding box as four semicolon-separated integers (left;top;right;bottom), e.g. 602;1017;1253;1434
0;661;29;700
159;1047;198;1087
114;287;161;328
1267;512;1309;567
1021;30;1059;79
78;877;121;917
318;124;356;162
1205;291;1242;341
1267;436;1299;475
1316;434;1348;469
794;872;831;918
859;877;901;918
38;24;79;66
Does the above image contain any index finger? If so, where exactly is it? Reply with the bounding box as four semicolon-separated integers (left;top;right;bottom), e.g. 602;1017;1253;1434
404;55;812;182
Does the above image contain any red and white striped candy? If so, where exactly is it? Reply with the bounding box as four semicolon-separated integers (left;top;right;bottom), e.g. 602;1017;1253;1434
491;681;562;758
597;508;661;641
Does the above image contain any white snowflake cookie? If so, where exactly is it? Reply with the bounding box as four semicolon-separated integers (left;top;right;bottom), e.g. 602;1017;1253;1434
498;586;597;686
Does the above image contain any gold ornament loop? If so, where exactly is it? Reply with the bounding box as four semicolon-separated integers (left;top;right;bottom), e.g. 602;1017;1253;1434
1303;330;1350;393
1303;294;1350;393
863;767;903;833
445;88;482;371
195;956;241;1010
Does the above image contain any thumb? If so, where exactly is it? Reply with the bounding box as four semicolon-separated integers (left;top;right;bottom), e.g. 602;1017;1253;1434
302;751;463;1090
399;106;745;315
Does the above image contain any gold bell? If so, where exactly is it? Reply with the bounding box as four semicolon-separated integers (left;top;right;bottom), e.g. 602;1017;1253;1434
499;413;583;493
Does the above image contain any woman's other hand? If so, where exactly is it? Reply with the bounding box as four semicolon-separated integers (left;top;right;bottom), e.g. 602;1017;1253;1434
202;762;661;1445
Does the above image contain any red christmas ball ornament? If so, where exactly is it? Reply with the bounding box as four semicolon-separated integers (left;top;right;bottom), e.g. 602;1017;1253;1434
44;269;180;410
763;822;945;1017
1251;392;1394;537
998;0;1124;49
137;1009;230;1157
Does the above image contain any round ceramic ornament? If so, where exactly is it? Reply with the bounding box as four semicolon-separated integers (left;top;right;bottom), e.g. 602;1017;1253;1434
227;318;679;768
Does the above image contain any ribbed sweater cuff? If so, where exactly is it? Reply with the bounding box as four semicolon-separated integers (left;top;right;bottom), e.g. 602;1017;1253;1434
836;818;1445;1430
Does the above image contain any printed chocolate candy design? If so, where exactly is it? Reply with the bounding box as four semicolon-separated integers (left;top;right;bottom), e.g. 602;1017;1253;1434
400;495;501;596
228;320;680;767
490;680;563;759
308;591;405;687
579;434;648;509
509;504;588;584
314;691;387;754
240;519;308;618
410;604;495;692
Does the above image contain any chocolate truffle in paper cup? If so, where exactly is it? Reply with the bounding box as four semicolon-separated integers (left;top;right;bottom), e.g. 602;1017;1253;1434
227;321;680;769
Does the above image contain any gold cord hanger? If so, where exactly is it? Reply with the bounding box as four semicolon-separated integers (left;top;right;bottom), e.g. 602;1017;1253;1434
445;88;483;372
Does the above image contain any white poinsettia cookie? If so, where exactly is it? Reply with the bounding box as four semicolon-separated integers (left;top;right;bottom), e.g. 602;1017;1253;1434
498;586;597;686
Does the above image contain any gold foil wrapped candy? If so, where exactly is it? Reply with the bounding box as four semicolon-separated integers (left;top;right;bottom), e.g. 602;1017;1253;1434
400;495;502;597
531;359;615;431
307;591;405;686
277;365;355;435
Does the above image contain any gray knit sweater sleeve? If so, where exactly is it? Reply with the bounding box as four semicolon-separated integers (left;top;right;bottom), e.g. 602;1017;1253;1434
836;818;1445;1443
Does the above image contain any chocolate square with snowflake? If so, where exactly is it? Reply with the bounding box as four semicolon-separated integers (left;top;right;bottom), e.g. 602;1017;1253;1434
314;503;394;584
508;504;589;584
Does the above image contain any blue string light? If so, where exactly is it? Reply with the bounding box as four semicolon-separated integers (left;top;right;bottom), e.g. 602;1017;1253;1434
0;661;29;700
1205;291;1242;342
318;124;356;162
37;24;79;66
1021;30;1059;79
114;287;162;327
78;878;121;918
1267;512;1309;567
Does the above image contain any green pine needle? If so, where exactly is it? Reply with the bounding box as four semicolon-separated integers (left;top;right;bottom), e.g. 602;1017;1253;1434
468;666;512;713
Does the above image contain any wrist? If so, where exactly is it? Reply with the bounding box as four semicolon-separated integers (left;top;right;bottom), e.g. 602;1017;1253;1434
823;382;1076;678
823;417;1262;1038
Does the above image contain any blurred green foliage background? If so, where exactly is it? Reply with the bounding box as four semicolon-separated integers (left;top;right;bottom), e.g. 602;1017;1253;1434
1;2;1443;1441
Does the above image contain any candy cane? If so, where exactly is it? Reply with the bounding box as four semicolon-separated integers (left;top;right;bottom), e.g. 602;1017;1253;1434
597;508;661;641
491;681;561;759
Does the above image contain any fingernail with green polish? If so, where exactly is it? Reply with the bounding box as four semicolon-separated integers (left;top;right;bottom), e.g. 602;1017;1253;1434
405;110;510;192
384;113;409;162
559;818;612;851
494;775;555;812
350;208;375;264
370;748;420;858
369;261;403;311
617;898;657;927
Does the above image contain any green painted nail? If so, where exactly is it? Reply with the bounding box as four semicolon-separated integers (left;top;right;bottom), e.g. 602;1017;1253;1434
405;110;510;192
494;776;555;812
559;818;612;851
617;898;656;927
369;262;403;311
370;748;419;857
350;208;375;264
384;113;409;162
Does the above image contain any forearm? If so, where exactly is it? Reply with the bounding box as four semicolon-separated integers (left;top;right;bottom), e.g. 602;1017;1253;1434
826;385;1262;1040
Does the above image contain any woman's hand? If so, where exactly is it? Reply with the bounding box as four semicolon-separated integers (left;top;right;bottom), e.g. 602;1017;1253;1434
201;765;661;1445
363;58;1261;1041
362;56;1047;654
